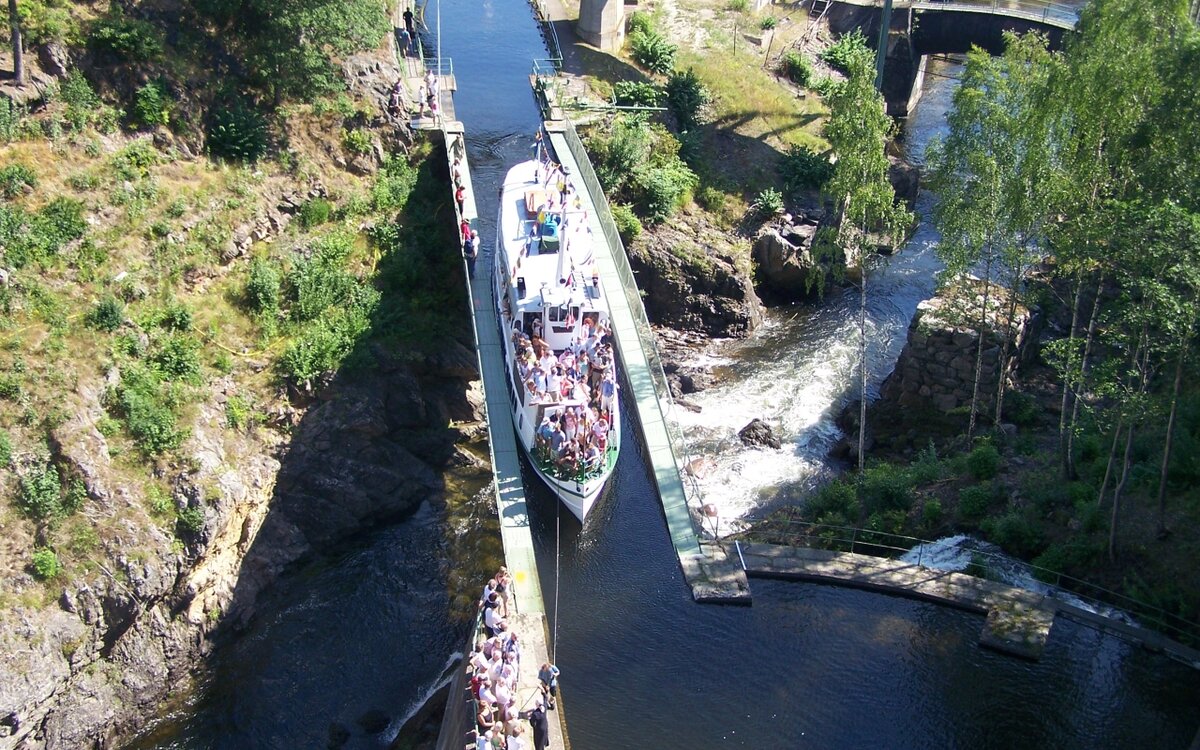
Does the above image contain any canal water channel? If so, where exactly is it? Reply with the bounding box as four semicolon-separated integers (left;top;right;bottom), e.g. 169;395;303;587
131;1;1200;748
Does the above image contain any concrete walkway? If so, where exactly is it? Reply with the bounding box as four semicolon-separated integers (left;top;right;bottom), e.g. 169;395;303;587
737;542;1057;658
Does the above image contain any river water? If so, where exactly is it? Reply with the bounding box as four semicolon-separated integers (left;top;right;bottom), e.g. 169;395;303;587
130;3;1200;748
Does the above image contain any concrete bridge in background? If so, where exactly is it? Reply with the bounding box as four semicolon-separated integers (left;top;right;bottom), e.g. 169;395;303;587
833;0;1079;29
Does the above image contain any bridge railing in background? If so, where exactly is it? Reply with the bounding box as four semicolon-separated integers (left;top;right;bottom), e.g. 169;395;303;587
552;120;711;531
737;515;1200;647
847;0;1080;28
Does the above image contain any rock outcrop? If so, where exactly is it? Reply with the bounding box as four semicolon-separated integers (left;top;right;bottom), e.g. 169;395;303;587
0;350;483;749
628;208;762;338
752;218;823;303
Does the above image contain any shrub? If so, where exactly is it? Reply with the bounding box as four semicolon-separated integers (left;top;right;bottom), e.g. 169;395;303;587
111;139;160;180
86;295;125;332
753;187;784;217
780;145;833;193
0;98;27;143
177;506;205;534
922;499;943;527
627;11;655;35
372;156;418;212
665;68;710;131
966;442;1001;480
280;295;378;385
147;484;174;517
805;479;859;521
287;231;360;321
861;462;915;515
342;128;373;156
18;463;63;520
225;394;252;429
109;365;185;455
630;29;677;75
632;160;697;224
207;102;269;162
812;75;840;98
1032;541;1100;582
696;185;725;213
150;332;203;383
132;82;173;129
611;203;642;244
981;511;1045;559
760;16;777;30
0;373;20;400
958;482;995;521
781;51;814;87
298;198;334;229
909;441;944;484
0;430;10;467
726;0;749;10
820;29;871;74
245;257;282;313
60;71;103;132
32;549;61;580
613;81;663;107
88;12;163;62
0;164;37;199
1002;390;1038;427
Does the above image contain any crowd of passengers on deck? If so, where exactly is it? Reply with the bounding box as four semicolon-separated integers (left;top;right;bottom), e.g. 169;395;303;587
469;569;557;750
510;316;617;478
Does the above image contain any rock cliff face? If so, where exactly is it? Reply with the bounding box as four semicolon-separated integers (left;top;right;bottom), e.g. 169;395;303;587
0;350;481;750
752;219;823;303
627;208;762;338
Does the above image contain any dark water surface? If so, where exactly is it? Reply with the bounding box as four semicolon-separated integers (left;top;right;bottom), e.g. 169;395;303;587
131;3;1200;748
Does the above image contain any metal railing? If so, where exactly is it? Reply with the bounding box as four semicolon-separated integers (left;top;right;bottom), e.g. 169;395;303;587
552;121;712;528
529;0;565;69
839;0;1080;28
737;515;1199;646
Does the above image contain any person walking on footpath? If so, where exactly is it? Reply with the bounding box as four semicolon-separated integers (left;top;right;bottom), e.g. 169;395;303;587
465;229;480;277
456;184;466;215
403;7;415;37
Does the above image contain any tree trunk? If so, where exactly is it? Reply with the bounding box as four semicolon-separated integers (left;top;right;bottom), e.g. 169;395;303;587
1154;338;1189;539
993;279;1022;427
967;258;993;442
1096;418;1122;508
1108;423;1135;562
1058;273;1084;477
1066;275;1105;479
8;0;22;87
858;261;868;473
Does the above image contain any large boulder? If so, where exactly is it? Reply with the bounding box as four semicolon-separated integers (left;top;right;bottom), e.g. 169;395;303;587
752;220;822;302
738;418;782;449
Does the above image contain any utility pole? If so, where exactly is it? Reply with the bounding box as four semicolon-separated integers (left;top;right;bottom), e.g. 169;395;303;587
873;0;893;91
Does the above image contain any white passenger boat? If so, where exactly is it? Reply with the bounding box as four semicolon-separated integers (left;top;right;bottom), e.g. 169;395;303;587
493;151;620;522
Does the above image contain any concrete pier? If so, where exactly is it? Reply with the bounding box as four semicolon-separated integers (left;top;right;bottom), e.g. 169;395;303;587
737;542;1056;659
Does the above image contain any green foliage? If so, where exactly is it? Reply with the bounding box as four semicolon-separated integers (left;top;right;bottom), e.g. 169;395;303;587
860;462;915;516
780;145;833;193
177;506;205;534
627;11;655;35
31;548;61;580
0;430;10;467
86;295;125;332
143;301;193;332
107;364;186;455
725;0;749;10
0;197;89;268
17;0;78;45
132;82;173;129
280;295;378;384
909;441;944;484
1032;540;1101;581
820;29;871;74
0;373;21;400
781;51;814;87
922;499;943;527
111;139;160;181
341;128;373;156
611;203;642;244
225;394;252;429
88;11;163;62
632;159;698;224
630;28;677;75
18;463;62;520
0;98;28;143
1002;390;1038;427
665;68;710;131
696;185;725;213
59;71;104;133
207;102;269;162
981;511;1045;558
371;156;419;213
298;198;334;229
804;479;859;525
245;257;282;314
966;442;1001;480
958;482;996;521
0;164;37;199
759;16;777;30
613;81;663;107
150;332;203;383
287;231;359;321
191;0;390;101
586;118;696;224
811;75;840;98
753;187;784;217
